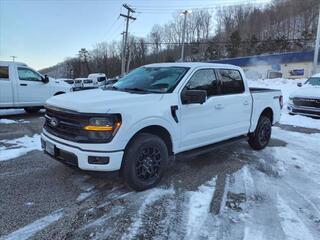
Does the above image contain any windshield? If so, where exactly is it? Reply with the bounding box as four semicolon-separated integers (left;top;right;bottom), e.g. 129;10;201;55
113;66;189;93
305;77;320;86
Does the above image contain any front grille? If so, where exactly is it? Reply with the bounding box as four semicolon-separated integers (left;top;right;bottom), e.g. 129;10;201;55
44;107;92;143
292;109;320;117
293;97;320;108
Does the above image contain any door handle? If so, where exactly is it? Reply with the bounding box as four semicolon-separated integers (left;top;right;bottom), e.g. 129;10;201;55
243;100;249;105
20;83;28;86
215;104;224;109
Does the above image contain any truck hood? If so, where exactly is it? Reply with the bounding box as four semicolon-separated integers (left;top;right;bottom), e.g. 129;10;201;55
290;87;320;99
46;88;163;113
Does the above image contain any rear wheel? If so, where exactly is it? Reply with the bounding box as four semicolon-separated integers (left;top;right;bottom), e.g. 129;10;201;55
24;107;41;114
248;116;272;150
121;133;168;191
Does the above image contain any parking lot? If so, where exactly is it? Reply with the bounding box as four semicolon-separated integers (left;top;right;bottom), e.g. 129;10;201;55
1;110;320;240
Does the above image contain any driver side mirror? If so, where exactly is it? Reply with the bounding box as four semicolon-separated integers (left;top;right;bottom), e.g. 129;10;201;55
181;90;207;105
42;75;49;84
297;82;302;87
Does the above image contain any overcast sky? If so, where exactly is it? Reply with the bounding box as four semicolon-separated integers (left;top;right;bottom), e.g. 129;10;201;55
0;0;270;70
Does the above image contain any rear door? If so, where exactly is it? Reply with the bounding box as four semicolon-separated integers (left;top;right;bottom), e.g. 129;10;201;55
215;69;251;137
0;65;14;107
16;66;49;105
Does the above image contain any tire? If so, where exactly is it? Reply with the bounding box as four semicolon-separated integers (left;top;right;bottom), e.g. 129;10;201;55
248;116;272;150
121;133;168;191
24;107;41;114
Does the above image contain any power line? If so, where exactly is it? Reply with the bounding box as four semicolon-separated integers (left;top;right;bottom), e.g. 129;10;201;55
128;38;316;45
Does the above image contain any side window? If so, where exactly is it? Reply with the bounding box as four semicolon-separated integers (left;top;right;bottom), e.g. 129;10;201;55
185;69;218;97
0;66;9;80
217;69;245;94
18;67;42;81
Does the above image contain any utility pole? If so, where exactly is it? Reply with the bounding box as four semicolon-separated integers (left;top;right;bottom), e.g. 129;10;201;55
181;10;191;62
313;4;320;74
121;31;126;75
120;4;136;75
10;56;17;62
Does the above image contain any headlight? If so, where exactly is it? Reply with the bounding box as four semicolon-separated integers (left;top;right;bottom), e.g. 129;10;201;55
83;115;121;142
289;96;294;101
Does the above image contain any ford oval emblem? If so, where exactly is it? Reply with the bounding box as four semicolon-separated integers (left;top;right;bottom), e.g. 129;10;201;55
50;117;59;127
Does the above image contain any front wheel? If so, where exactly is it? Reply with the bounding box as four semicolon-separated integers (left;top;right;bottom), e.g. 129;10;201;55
24;107;41;114
248;116;272;150
121;133;168;191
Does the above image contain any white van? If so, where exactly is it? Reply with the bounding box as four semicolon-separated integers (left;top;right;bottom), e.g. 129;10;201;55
88;73;106;87
75;78;95;89
0;61;72;113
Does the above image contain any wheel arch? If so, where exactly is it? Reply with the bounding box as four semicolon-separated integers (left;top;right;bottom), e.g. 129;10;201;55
260;107;273;123
54;91;65;96
125;125;174;156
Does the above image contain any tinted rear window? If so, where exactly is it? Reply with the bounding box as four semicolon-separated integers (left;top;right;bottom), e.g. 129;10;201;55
217;69;245;94
0;66;9;79
97;77;106;82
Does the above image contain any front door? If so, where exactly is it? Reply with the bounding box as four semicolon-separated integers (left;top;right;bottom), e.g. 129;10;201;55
0;65;14;107
179;68;223;150
16;67;49;105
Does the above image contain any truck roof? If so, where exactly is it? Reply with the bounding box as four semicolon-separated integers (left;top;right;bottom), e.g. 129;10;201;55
0;61;27;67
144;62;241;70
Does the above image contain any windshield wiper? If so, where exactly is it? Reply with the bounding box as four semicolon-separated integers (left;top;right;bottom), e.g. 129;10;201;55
123;87;150;93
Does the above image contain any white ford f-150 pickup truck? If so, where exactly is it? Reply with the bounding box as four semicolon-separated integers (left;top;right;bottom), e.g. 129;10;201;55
41;63;282;190
0;61;72;113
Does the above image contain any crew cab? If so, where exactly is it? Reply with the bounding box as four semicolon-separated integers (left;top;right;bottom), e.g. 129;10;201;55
288;73;320;118
0;61;71;113
41;63;282;191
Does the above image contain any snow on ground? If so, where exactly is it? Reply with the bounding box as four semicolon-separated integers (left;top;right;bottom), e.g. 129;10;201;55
248;78;320;130
0;108;45;116
0;119;30;124
0;134;41;161
183;127;320;240
185;177;217;239
121;187;175;240
0;109;26;116
0;209;63;240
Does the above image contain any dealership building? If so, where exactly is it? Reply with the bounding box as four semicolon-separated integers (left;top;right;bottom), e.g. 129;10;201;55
210;51;320;79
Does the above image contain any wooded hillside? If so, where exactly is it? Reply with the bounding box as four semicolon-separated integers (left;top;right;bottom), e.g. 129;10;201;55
41;0;319;78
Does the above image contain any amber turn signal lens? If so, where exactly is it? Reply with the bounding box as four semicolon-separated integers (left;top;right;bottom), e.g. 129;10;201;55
84;125;113;131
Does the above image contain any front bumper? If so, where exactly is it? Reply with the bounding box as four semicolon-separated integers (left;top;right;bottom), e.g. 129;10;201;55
287;104;320;118
41;132;124;171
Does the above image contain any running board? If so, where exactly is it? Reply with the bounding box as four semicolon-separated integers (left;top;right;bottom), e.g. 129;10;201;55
176;135;248;159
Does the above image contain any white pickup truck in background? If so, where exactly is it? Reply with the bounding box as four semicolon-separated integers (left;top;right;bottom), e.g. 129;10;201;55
41;63;282;191
0;61;71;113
288;73;320;118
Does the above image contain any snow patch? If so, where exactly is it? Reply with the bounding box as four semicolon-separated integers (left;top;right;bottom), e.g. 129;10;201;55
0;119;17;124
0;119;30;124
277;195;314;240
0;134;42;161
121;187;175;240
280;113;320;129
185;177;216;239
0;109;26;116
0;209;63;240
